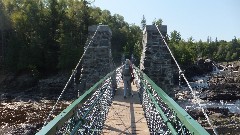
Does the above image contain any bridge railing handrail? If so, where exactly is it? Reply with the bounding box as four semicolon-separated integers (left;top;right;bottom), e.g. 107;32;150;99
36;68;118;135
134;66;210;135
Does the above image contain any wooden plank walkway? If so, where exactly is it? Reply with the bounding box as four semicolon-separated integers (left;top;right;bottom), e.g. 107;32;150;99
102;81;150;135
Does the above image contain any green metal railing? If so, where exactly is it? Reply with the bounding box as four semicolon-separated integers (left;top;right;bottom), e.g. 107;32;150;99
36;67;121;135
134;66;210;135
37;65;210;135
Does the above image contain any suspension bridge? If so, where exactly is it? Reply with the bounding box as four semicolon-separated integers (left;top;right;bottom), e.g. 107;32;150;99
36;25;215;135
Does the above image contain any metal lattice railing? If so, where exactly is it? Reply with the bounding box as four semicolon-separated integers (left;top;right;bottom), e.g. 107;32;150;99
36;67;122;135
37;65;210;135
134;66;210;135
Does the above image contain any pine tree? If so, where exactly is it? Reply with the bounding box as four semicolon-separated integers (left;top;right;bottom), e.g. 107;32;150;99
141;15;146;30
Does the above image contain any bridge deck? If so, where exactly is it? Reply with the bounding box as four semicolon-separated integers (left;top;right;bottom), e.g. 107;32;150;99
102;81;150;135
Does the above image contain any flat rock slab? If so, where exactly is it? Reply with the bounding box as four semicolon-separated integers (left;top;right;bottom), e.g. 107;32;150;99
102;81;149;135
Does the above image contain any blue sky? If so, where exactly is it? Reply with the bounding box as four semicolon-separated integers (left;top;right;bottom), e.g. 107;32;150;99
92;0;240;42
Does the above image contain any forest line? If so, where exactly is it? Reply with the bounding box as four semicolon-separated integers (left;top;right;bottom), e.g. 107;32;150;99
0;0;239;76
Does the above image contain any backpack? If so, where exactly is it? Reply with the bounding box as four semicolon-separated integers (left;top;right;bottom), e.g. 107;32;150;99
123;63;131;76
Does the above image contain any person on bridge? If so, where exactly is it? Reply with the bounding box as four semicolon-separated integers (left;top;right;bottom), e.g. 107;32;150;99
122;59;134;98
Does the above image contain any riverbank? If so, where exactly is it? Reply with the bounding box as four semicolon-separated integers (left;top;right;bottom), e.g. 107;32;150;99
175;61;240;134
0;71;76;134
0;99;72;134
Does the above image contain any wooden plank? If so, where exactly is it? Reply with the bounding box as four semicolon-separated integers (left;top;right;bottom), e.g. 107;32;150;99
102;81;150;135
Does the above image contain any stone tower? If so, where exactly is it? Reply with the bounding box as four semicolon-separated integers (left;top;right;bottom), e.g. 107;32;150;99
80;25;113;90
140;25;173;96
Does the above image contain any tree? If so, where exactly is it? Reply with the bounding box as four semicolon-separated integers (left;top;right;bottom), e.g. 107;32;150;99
0;0;12;67
3;0;240;75
128;24;142;62
225;51;231;61
141;15;146;30
4;0;45;71
0;1;11;30
231;52;238;60
152;18;162;26
170;30;181;44
58;0;91;70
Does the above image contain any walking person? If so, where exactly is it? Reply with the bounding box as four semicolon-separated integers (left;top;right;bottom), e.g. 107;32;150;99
122;59;134;98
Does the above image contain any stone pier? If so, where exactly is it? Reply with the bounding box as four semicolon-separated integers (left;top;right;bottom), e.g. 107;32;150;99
80;25;114;90
140;25;174;96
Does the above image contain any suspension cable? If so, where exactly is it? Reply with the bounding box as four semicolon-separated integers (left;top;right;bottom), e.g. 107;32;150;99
43;25;101;126
154;24;218;135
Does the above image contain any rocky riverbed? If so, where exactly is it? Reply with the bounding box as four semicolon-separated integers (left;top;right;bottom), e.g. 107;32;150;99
2;61;240;134
0;99;72;135
0;72;76;135
176;95;240;134
175;61;240;134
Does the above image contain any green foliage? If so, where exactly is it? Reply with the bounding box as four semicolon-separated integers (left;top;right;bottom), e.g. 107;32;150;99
169;31;240;66
152;18;163;26
2;0;142;74
3;0;83;72
58;43;81;70
170;30;181;44
141;15;146;30
2;0;239;74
